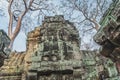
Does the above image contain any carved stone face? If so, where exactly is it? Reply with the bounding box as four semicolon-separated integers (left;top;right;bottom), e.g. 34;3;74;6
51;55;57;61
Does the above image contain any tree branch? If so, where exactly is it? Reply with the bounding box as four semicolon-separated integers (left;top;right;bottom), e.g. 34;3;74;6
89;18;99;30
23;0;27;10
83;27;94;33
73;0;99;31
94;0;99;19
10;0;34;47
8;0;14;38
21;0;34;18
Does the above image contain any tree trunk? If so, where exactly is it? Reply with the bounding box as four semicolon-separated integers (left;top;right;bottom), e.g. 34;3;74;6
7;0;39;49
8;39;14;49
8;16;24;49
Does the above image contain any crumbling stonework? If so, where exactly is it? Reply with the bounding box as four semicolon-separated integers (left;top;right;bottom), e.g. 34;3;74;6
0;15;120;80
80;50;119;80
94;0;120;61
0;52;25;80
94;0;120;73
27;15;82;80
24;27;41;71
0;30;10;67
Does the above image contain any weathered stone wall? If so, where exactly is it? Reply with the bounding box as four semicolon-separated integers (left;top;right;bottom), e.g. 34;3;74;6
0;30;10;67
94;0;120;73
24;27;41;71
27;15;82;80
0;51;25;80
81;50;119;80
94;0;120;60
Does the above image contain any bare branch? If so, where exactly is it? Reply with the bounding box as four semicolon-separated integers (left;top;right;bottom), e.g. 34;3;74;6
12;0;34;37
8;0;14;38
100;0;106;14
23;0;27;10
21;0;34;18
94;0;99;19
11;17;22;41
29;6;48;11
83;27;94;33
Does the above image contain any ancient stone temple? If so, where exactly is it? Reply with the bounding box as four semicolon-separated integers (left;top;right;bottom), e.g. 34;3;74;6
27;15;82;80
0;15;120;80
94;0;120;73
24;15;120;80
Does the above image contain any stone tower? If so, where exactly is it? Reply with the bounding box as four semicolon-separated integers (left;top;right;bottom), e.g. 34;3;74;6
27;15;82;80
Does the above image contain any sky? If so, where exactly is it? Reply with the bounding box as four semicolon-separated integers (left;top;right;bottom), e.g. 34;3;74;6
0;0;110;51
0;0;99;51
